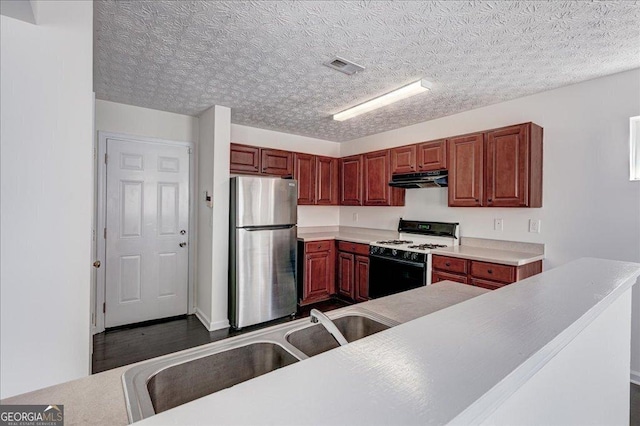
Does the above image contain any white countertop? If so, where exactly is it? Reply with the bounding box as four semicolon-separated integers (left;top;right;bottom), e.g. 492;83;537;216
431;245;544;266
138;258;640;426
297;226;398;244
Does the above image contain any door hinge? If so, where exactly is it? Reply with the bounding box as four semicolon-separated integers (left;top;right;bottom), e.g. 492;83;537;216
103;228;107;239
103;302;106;313
188;148;192;154
104;153;108;164
93;147;97;161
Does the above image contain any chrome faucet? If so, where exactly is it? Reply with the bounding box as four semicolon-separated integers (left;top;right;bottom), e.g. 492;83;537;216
309;309;348;346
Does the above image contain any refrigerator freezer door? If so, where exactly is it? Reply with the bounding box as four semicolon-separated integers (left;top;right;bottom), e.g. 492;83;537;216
230;226;297;329
231;176;297;227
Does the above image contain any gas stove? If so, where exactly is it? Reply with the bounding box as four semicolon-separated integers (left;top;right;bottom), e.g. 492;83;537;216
370;220;459;255
368;219;459;298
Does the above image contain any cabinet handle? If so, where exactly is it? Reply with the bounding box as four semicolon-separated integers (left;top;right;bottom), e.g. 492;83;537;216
445;262;451;267
487;269;493;274
418;164;423;169
475;199;479;202
488;198;493;202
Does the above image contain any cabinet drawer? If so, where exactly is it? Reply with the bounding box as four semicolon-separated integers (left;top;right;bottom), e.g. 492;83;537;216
305;240;333;253
337;241;369;256
471;278;508;291
432;270;468;285
470;261;515;283
432;255;468;274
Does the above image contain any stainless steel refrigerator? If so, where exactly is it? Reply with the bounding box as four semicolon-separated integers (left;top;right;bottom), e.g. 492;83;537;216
229;176;298;329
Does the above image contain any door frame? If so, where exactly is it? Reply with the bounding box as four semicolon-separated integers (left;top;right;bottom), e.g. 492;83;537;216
93;131;196;334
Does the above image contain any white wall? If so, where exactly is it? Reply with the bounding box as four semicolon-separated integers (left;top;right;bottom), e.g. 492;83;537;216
231;124;342;228
196;106;231;331
95;99;198;144
0;0;93;398
340;69;640;380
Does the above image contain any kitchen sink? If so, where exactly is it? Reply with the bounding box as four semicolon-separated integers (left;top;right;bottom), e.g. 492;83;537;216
122;307;398;423
285;315;391;357
147;342;299;414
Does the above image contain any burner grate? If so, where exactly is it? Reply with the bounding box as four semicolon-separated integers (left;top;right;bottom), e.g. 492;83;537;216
375;240;413;245
407;243;449;250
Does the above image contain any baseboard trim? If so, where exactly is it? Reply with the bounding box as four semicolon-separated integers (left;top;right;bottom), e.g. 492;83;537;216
631;370;640;385
195;308;230;331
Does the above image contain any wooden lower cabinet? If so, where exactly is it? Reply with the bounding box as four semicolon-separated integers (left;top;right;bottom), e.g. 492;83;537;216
337;252;355;299
336;241;370;302
300;241;335;305
354;255;370;302
432;255;541;290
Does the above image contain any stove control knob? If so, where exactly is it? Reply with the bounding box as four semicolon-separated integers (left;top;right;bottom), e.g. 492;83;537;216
371;246;377;254
392;249;397;256
411;253;418;260
403;252;410;259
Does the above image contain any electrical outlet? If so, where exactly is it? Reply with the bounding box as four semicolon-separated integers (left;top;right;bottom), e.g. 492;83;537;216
494;218;503;231
529;219;541;233
352;213;358;222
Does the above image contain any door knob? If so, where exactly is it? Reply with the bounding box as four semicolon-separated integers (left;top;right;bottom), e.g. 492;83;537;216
180;229;186;235
93;260;101;268
179;242;187;248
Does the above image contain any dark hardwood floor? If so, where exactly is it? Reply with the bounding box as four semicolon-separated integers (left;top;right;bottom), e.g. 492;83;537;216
92;297;351;374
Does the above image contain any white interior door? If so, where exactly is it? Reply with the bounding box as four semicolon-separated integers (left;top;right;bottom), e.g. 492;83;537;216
104;138;189;327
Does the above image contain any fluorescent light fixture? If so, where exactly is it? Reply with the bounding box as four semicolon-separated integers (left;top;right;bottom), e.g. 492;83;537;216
333;79;433;122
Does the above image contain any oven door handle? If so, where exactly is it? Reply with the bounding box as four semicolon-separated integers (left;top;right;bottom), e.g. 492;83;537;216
369;254;426;268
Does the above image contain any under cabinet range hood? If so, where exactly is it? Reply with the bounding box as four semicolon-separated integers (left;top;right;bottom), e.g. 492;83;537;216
389;170;448;189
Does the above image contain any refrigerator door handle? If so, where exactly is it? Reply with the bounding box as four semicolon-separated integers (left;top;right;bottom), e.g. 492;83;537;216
243;224;295;231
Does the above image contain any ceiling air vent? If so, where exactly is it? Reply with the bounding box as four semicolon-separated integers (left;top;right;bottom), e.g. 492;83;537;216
323;56;365;75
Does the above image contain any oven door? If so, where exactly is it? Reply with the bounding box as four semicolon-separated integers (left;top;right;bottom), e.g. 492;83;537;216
368;255;427;299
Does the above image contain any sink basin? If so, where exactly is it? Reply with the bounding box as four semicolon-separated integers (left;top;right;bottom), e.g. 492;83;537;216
286;315;391;357
123;341;301;422
147;342;298;413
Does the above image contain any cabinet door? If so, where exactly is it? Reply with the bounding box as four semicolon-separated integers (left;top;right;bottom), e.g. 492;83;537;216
340;155;363;206
363;150;397;206
354;255;370;302
262;149;293;176
230;143;261;174
316;156;339;205
337;252;354;299
485;124;529;207
391;145;416;174
448;133;484;207
294;153;316;205
304;250;334;302
417;139;447;171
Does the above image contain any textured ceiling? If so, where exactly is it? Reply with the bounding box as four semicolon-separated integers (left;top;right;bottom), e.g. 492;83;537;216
94;1;640;142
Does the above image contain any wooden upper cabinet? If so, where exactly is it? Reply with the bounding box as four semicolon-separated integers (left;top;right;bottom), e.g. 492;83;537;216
261;148;293;176
391;145;416;174
294;153;316;205
340;155;363;206
448;133;484;207
485;123;543;207
316;156;339;205
230;143;261;174
363;150;405;206
417;139;447;171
